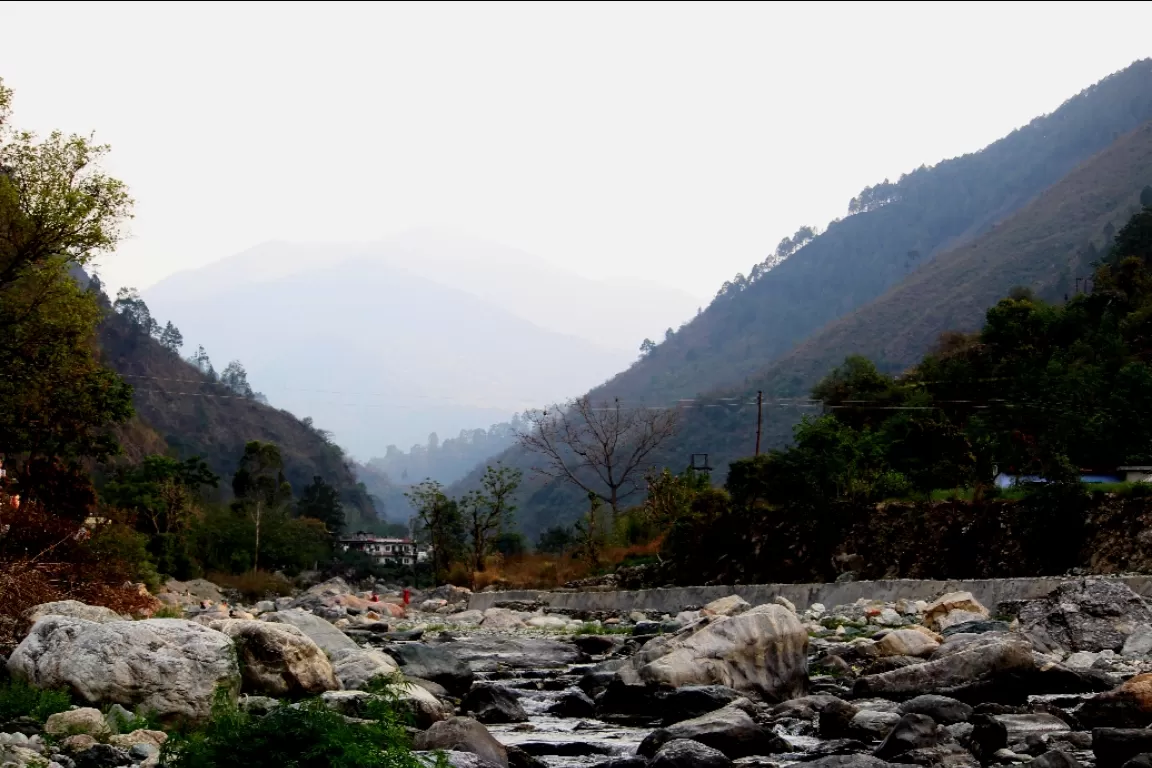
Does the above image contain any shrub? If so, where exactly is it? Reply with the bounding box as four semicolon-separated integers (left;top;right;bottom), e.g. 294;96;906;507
160;693;427;768
206;571;294;603
0;679;72;723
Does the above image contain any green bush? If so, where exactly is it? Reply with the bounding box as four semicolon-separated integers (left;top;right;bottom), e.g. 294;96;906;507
161;693;427;768
0;679;72;723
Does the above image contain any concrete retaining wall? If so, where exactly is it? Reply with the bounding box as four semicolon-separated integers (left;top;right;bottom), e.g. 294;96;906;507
466;576;1152;615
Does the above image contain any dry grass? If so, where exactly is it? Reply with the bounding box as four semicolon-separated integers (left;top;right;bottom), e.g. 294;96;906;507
468;539;663;590
208;570;295;602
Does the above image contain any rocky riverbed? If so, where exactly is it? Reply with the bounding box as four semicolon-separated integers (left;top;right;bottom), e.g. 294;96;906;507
8;576;1152;768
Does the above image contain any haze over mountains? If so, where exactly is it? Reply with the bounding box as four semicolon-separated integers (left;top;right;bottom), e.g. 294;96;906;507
143;230;701;457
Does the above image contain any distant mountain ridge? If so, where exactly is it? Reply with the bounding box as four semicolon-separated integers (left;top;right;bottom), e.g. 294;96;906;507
589;58;1152;406
142;233;700;456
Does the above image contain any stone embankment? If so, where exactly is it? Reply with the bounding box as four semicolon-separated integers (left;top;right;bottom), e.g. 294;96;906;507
7;575;1152;767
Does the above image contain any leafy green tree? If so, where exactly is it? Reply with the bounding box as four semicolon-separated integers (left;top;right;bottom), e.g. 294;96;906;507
404;480;464;580
113;287;158;335
220;360;254;398
491;531;526;559
460;464;521;573
0;78;134;508
232;441;292;571
159;321;184;353
296;475;345;536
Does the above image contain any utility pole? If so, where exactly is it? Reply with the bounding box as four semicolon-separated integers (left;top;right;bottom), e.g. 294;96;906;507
755;391;763;456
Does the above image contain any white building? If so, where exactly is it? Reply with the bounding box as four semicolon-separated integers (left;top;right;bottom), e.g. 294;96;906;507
339;533;418;566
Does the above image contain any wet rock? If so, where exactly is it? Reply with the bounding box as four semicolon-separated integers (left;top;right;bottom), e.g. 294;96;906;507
263;609;360;655
650;739;732;768
850;710;902;741
7;616;238;723
414;717;508;768
573;635;621;656
1020;579;1152;654
862;656;921;676
629;605;808;702
1080;673;1152;729
415;750;501;768
1123;756;1152;768
1030;750;1083;768
516;742;615;757
634;621;663;636
874;713;953;760
802;757;893;768
854;633;1033;703
768;694;844;721
819;699;861;739
657;686;744;725
1094;728;1152;768
209;619;339;696
505;745;546;768
460;683;528;724
580;658;627;696
385;643;474;696
899;695;973;725
961;713;1008;763
992;714;1070;745
590;758;650;768
548;689;596;718
639;702;789;759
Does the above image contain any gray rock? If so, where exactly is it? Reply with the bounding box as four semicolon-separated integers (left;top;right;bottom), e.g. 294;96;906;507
657;685;744;725
650;739;732;768
7;616;239;723
289;577;354;612
941;621;1012;637
73;744;131;768
263;609;359;655
208;619;339;696
819;699;861;739
384;643;474;696
415;750;501;768
854;633;1034;703
992;713;1070;744
1094;728;1152;768
851;710;902;740
1031;751;1083;768
329;647;400;691
874;713;953;760
414;717;508;768
460;684;528;724
440;635;581;672
1020;579;1152;654
639;702;788;759
802;757;893;768
23;602;124;629
899;695;973;725
547;689;596;719
1123;626;1152;657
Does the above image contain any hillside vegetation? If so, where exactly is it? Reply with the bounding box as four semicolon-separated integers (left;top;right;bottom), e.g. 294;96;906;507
592;58;1152;405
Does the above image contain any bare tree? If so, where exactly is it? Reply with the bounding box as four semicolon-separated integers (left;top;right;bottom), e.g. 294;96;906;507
461;463;521;573
518;397;678;515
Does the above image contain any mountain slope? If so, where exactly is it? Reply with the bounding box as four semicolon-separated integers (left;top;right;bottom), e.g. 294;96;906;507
98;305;378;523
142;252;634;457
590;59;1152;405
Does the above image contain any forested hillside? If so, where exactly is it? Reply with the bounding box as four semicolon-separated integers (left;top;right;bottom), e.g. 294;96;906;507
97;291;378;527
591;58;1152;405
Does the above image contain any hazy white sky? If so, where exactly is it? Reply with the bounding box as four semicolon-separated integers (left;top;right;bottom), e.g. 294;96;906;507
2;1;1150;301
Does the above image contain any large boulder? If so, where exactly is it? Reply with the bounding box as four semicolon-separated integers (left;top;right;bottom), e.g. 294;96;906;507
439;635;581;673
385;643;475;696
24;601;125;627
479;608;527;630
854;632;1034;703
650;739;732;768
45;708;111;737
704;596;751;617
397;681;454;729
7;616;239;722
657;685;744;725
875;630;940;658
898;695;973;725
1019;579;1152;653
329;647;400;691
291;577;354;611
548;689;596;719
923;593;990;633
208;619;339;696
874;713;953;760
263;609;359;655
629;604;807;702
1078;674;1152;729
639;702;789;759
414;717;508;768
460;684;528;724
1093;728;1152;768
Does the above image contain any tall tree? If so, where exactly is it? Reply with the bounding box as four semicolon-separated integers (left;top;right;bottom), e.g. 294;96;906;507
0;77;134;507
460;463;521;573
232;441;292;571
220;360;254;397
405;480;464;580
158;321;183;353
296;475;345;536
519;397;678;515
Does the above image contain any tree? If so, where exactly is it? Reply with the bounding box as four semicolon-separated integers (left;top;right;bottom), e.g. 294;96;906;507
113;287;158;335
1141;185;1152;209
536;526;574;555
220;360;254;397
460;464;521;573
0;78;135;505
159;321;183;353
404;480;464;580
232;441;292;571
519;396;678;515
664;327;674;342
639;338;656;357
297;475;345;535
